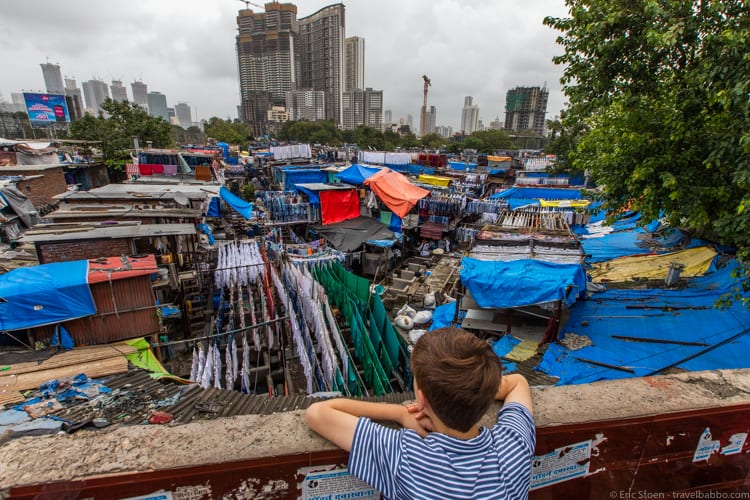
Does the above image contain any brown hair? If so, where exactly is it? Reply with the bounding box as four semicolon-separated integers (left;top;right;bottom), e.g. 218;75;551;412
411;327;502;432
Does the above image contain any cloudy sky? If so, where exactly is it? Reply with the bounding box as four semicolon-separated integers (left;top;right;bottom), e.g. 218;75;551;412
0;0;571;131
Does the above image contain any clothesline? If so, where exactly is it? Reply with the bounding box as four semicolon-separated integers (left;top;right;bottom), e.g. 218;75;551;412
150;316;289;347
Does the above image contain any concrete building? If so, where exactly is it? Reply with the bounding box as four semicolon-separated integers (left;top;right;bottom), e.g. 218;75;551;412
110;80;128;102
504;85;549;135
174;102;192;128
460;96;480;135
147;92;169;121
489;116;504;130
236;3;300;133
64;78;84;119
298;4;345;125
267;106;289;123
0;93;27;113
406;114;413;129
81;79;110;114
285;89;325;122
40;62;65;95
384;109;392;126
131;81;148;109
342;87;382;130
435;125;453;138
424;105;437;134
344;36;364;91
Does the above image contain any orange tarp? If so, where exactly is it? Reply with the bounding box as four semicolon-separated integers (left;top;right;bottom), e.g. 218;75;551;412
364;168;430;218
88;254;158;284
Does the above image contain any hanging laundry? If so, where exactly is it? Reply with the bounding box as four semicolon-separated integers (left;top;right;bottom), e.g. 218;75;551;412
212;343;222;389
190;347;199;382
225;342;234;390
241;335;251;394
200;344;213;389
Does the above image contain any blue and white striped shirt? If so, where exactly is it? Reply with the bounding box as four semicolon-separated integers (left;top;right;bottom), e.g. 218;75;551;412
348;402;535;500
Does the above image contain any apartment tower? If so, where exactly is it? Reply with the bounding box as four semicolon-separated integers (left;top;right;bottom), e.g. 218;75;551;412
504;85;549;135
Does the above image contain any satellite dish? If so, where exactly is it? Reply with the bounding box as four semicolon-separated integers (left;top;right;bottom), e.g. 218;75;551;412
173;191;189;206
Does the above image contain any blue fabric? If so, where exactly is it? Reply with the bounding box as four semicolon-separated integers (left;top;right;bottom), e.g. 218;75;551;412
492;335;522;358
537;260;750;385
489;168;507;175
461;258;586;308
490;187;582;200
295;185;320;204
429;302;466;330
389;214;402;233
406;164;435;176
219;186;253;219
448;161;476;171
337;164;380;185
206;197;221;217
282;169;328;190
50;324;75;350
581;228;652;263
0;260;95;332
196;223;215;245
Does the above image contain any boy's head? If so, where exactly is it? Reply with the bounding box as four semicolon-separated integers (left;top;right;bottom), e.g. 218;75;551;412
411;327;502;433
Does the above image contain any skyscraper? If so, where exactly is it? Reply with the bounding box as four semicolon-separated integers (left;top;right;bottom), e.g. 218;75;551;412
425;105;437;134
504;85;549;135
342;87;382;130
299;4;345;125
131;81;148;109
344;36;364;91
40;62;65;95
110;80;128;102
460;96;479;135
236;3;300;126
64;78;84;120
81;79;110;114
384;109;392;125
285;89;325;121
174;102;192;128
147;92;169;121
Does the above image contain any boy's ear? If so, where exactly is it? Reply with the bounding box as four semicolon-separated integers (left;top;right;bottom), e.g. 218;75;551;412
416;388;428;410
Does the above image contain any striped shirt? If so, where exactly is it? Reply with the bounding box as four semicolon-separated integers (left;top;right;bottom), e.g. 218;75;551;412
348;402;535;500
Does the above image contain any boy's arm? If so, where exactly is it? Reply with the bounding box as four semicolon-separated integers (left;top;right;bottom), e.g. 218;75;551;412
495;374;533;415
306;399;426;451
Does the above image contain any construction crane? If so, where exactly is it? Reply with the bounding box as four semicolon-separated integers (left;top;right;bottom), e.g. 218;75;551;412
237;0;265;10
420;75;431;138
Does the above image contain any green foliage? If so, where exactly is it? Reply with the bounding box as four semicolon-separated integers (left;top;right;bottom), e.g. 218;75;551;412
203;117;251;145
171;125;207;145
420;133;445;149
545;110;588;173
277;120;341;145
462;136;484;151
240;183;255;201
69;99;172;166
545;0;750;259
470;129;516;153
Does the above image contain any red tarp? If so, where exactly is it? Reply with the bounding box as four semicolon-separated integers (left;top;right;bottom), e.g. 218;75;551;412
87;254;158;284
320;189;360;225
364;169;430;218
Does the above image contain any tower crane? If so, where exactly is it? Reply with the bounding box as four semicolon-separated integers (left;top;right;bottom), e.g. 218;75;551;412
420;75;431;138
237;0;265;10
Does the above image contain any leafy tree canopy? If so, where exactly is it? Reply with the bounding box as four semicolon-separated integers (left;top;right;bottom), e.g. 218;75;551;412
69;99;172;167
471;129;516;153
204;117;251;145
545;0;750;260
171;124;207;146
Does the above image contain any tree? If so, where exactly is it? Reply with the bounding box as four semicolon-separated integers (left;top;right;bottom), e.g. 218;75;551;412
545;0;750;261
69;99;172;174
420;133;445;150
471;129;516;153
171;125;207;145
204;117;251;145
462;136;484;151
277;120;341;145
544;110;587;173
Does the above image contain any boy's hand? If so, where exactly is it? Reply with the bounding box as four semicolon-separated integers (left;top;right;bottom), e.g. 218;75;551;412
401;404;434;437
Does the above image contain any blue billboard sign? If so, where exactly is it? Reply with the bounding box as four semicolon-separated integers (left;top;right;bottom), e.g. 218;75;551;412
23;93;71;125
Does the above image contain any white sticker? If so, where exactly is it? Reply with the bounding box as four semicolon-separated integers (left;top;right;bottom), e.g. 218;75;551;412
693;427;721;462
720;432;748;456
530;439;592;490
302;468;379;500
121;492;173;500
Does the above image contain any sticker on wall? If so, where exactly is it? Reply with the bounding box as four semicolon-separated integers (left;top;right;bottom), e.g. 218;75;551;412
302;468;379;500
530;439;592;491
693;427;722;462
721;433;748;456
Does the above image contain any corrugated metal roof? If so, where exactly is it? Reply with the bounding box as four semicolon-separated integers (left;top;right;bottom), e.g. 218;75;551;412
56;184;220;201
295;183;353;191
20;223;196;242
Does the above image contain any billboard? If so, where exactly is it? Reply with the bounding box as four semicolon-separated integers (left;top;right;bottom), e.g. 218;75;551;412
23;92;71;125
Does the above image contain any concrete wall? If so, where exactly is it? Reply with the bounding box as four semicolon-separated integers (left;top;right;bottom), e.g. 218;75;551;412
36;238;133;264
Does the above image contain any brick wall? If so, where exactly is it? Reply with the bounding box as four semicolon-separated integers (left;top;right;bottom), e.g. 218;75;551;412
37;238;133;264
13;167;68;208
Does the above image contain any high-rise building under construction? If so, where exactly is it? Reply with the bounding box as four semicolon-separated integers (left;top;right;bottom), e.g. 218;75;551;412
504;85;549;136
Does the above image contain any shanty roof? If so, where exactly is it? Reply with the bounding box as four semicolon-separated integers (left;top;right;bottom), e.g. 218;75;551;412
0;164;66;172
294;183;354;191
55;183;220;201
48;204;202;220
87;254;158;284
19;222;196;243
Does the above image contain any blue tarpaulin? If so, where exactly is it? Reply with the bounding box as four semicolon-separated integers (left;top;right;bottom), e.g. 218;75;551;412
490;186;582;200
429;302;465;330
448;161;477;171
407;164;435;176
219;186;253;219
295;185;320;204
282;168;328;191
0;260;95;331
538;260;750;385
336;164;380;185
460;258;587;308
206;197;221;217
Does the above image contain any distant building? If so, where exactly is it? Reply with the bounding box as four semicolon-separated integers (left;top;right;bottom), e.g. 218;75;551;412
342;87;382;130
174;102;192;128
504;85;549;136
424;105;437;134
236;3;300;134
81;79;110;114
299;4;345;124
147;92;169;121
344;36;365;91
285;89;325;122
267;106;289;122
460;96;479;135
110;80;128;102
384;109;392;125
489;116;503;130
64;78;84;119
131;81;148;109
406;114;413;129
435;125;453;138
0;93;26;113
40;62;65;95
0;111;26;138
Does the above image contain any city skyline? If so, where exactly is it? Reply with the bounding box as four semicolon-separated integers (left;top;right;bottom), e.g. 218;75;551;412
0;0;569;131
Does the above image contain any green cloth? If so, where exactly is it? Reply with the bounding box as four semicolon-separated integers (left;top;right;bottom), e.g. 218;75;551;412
121;338;171;378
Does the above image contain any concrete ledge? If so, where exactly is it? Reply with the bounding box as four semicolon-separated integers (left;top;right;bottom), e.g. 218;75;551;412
2;368;749;489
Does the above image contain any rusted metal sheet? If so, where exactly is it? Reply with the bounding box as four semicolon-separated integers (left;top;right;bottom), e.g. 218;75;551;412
6;404;750;499
32;275;160;346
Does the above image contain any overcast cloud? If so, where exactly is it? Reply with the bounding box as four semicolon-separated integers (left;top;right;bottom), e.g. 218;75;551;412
0;0;570;131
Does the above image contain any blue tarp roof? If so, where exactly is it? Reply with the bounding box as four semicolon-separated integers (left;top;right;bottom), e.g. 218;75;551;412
281;168;328;191
336;164;380;185
538;259;750;385
490;186;583;200
448;161;477;171
0;260;95;331
460;258;587;309
219;186;253;219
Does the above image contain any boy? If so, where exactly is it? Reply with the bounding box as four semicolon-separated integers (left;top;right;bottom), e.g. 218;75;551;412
305;327;535;499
